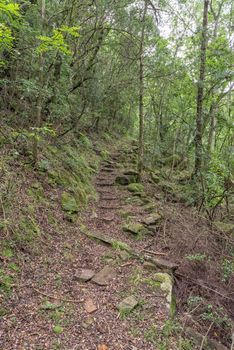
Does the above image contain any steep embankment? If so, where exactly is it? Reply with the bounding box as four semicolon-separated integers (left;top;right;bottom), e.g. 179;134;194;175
0;138;233;350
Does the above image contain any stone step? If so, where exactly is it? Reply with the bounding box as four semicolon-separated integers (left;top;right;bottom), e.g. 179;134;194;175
96;182;115;187
99;206;121;210
100;197;118;201
101;168;115;173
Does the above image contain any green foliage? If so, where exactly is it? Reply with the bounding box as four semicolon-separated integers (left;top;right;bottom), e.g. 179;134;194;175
222;258;234;282
201;304;231;327
0;269;14;295
0;0;21;64
37;26;80;55
185;253;206;262
40;301;61;311
53;325;63;334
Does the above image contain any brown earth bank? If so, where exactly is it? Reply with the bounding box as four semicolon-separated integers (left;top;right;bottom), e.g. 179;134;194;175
0;140;233;350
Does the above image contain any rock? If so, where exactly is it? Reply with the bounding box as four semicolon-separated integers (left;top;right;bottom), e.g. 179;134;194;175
143;262;157;271
115;175;131;185
81;315;94;329
118;250;130;261
117;295;138;313
97;345;109;350
102;215;114;223
154;273;176;317
123;223;147;235
118;209;133;219
92;266;116;286
142;203;157;213
127;183;144;193
81;229;113;245
123;169;139;176
155;273;172;301
84;298;98;313
74;269;95;282
144;255;178;271
61;192;79;213
142;213;162;226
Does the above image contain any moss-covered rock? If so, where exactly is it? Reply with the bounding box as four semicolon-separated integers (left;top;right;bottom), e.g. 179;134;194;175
115;175;131;186
117;295;138;314
61;192;79;213
127;183;144;193
142;213;162;226
123;222;148;235
118;209;134;219
142;202;157;213
154;272;175;317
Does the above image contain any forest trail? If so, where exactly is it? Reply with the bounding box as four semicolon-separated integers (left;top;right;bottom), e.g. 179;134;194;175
0;145;176;350
0;144;232;350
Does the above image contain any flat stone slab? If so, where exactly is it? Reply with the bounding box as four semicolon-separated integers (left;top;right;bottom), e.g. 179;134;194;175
92;266;116;286
84;298;98;313
144;255;179;271
117;295;138;313
74;269;95;282
83;231;113;245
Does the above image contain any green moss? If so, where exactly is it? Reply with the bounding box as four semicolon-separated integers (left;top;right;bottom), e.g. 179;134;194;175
100;149;110;160
127;183;144;193
2;247;14;258
0;269;14;295
118;209;134;219
123;222;147;236
112;240;131;252
27;182;45;201
14;216;40;244
61;192;79;213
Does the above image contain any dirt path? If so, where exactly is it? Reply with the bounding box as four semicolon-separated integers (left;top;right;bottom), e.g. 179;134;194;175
2;144;232;349
0;147;175;350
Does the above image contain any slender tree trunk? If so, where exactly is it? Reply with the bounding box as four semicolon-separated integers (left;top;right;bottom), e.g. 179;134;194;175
138;0;148;178
207;103;217;153
33;0;45;165
207;1;224;156
194;0;209;175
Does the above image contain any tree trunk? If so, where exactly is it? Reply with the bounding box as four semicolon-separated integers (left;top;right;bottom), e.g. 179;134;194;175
32;0;46;165
207;103;217;153
194;0;209;176
138;0;148;179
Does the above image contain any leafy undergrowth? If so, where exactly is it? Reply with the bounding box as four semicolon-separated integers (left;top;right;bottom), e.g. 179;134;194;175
0;132;111;299
142;161;234;348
